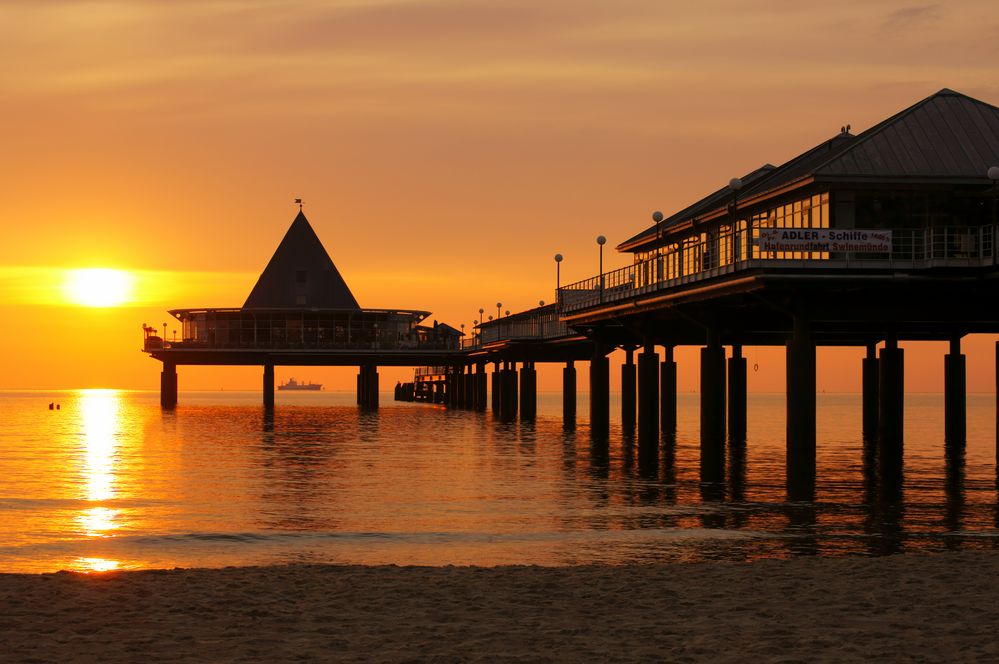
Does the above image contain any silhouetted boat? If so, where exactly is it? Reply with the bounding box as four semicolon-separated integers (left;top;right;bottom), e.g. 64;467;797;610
277;378;322;391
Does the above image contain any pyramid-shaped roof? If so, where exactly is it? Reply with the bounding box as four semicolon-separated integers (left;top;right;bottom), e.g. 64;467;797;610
243;211;360;309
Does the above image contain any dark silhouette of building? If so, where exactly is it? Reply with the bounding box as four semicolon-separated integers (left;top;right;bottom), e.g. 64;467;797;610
144;210;466;408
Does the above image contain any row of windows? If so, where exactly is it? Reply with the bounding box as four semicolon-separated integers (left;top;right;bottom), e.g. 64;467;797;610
633;194;831;285
180;313;416;347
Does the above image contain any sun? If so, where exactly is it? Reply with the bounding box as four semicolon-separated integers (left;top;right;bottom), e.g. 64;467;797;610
63;268;135;307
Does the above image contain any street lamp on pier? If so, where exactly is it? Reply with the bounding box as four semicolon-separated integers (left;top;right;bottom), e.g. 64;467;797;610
554;253;563;311
596;235;606;303
652;211;664;282
728;177;743;265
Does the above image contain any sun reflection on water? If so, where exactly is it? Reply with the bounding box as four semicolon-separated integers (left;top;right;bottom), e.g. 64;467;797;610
76;390;122;568
81;389;119;502
78;506;119;537
72;557;121;573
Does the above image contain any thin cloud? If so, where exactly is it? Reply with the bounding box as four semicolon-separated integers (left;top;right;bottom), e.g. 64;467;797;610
882;4;941;29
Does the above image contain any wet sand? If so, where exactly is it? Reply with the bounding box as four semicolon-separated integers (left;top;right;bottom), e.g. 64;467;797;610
2;551;998;663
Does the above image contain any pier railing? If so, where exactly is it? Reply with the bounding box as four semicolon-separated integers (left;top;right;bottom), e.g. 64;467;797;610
144;308;463;353
414;366;450;377
145;336;461;352
464;305;572;349
559;225;997;313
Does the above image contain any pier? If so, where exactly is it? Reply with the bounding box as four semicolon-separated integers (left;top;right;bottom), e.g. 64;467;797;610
144;88;999;498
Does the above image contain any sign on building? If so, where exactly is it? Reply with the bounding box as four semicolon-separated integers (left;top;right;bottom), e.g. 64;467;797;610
758;228;892;253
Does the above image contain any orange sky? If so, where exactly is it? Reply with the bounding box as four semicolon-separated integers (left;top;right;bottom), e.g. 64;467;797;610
1;0;997;392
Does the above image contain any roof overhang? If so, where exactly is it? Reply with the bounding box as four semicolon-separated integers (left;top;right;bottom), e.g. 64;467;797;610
168;307;432;323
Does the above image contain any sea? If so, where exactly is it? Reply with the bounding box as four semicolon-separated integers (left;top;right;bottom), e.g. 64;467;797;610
1;389;997;573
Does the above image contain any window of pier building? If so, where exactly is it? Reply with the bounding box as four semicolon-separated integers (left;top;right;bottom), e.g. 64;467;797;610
747;191;829;260
631;192;830;286
178;310;422;349
853;189;994;229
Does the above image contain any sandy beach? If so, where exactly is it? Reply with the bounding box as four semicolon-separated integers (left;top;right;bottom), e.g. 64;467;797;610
2;551;998;663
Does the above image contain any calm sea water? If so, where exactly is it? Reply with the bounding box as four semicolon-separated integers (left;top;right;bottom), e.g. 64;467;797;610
0;389;997;573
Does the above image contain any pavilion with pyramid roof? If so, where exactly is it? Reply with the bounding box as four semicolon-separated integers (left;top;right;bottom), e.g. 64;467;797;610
143;209;469;408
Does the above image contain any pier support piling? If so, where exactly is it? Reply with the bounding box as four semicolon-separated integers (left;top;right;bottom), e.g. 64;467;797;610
786;318;816;500
475;363;487;412
491;362;503;417
621;348;637;432
661;346;677;436
862;344;880;441
263;363;274;409
700;330;727;478
728;344;747;443
464;365;475;410
590;350;610;439
945;337;966;446
563;361;577;427
161;362;178;409
638;342;659;445
358;364;378;408
501;362;518;420
451;367;460;409
520;362;537;420
878;337;904;454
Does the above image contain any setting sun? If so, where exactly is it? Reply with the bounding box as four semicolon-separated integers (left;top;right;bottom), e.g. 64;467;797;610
63;268;135;308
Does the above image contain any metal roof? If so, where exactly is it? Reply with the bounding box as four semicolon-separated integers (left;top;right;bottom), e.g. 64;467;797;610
243;211;361;310
617;164;775;251
814;88;999;179
618;88;999;253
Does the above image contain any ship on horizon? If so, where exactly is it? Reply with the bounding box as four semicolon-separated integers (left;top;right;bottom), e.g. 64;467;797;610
277;378;322;391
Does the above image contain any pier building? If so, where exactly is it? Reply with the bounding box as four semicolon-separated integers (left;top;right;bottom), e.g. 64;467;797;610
143;210;467;408
537;87;999;495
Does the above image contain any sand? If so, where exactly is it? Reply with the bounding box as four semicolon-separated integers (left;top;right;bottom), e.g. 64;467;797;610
2;552;998;663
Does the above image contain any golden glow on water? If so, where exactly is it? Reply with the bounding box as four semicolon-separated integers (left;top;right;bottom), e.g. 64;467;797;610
76;390;122;569
80;389;119;502
78;506;119;538
72;557;121;573
0;390;998;573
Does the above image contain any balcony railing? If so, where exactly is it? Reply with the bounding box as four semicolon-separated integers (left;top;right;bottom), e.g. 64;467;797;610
414;366;450;377
143;334;460;353
462;307;572;350
558;225;997;314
